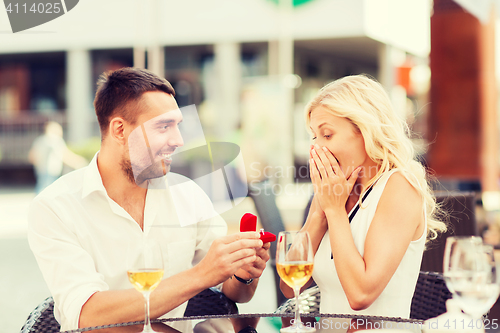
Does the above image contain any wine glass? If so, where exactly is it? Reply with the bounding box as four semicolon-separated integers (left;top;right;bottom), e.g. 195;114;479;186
127;240;164;333
443;236;500;322
276;231;316;333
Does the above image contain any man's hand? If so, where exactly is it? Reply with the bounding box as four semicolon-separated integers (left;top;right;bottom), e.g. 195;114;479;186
221;237;271;303
234;242;271;280
197;232;263;286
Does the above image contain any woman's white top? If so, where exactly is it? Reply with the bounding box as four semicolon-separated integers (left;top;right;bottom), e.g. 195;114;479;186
312;169;426;318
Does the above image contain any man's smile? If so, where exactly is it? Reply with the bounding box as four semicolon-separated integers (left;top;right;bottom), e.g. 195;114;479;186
159;153;172;160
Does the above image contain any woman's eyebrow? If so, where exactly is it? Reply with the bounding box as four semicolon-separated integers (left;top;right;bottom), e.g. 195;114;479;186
310;122;328;131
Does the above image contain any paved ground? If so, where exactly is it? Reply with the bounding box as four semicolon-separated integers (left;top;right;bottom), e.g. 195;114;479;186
0;187;49;333
0;184;312;333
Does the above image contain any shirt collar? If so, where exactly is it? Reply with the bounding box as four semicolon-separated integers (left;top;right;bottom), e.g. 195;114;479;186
81;152;171;199
81;152;107;199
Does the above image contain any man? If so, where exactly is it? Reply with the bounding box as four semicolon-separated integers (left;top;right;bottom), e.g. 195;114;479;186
28;68;270;332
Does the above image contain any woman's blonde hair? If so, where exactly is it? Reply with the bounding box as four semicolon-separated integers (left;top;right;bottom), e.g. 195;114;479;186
305;74;446;240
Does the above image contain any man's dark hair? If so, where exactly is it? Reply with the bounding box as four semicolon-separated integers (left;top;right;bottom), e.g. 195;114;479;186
94;67;175;138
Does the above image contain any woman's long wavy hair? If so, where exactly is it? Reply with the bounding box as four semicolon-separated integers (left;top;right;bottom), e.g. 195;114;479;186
305;74;446;240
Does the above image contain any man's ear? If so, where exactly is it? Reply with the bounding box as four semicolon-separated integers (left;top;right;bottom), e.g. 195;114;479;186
108;117;127;145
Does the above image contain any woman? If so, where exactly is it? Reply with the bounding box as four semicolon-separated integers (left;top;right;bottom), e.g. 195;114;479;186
280;75;446;318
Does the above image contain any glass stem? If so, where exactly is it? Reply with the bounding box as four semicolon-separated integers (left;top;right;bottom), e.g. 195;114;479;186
294;286;301;328
143;292;152;331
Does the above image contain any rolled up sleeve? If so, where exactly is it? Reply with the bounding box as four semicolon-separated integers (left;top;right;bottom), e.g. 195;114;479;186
28;198;108;330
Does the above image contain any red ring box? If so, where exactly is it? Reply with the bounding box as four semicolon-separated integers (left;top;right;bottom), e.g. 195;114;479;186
240;213;276;243
259;230;277;243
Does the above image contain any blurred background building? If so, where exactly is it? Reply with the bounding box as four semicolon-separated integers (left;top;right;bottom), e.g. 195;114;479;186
2;0;500;217
0;0;434;188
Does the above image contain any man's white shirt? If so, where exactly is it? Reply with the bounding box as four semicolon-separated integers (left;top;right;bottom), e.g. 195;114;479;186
28;153;227;331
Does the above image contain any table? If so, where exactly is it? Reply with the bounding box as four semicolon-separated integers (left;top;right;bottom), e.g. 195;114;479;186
60;312;500;333
60;313;432;333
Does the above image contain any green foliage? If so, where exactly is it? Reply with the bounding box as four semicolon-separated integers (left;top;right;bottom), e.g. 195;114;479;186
265;317;283;331
267;0;315;7
68;137;101;161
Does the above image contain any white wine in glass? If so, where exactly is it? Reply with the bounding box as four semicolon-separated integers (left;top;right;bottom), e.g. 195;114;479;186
276;231;316;333
127;240;164;333
128;269;164;293
276;262;314;289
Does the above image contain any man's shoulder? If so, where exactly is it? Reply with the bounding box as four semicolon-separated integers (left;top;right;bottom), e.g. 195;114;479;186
29;167;89;230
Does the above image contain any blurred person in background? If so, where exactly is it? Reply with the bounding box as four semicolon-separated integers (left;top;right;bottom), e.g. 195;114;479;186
281;75;446;318
28;121;87;194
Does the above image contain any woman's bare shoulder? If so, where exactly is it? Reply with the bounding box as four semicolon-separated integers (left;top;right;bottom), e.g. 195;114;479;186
377;170;423;220
384;170;420;199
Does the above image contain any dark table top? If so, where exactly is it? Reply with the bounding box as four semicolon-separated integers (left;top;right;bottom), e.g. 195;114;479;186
61;312;429;333
61;312;500;333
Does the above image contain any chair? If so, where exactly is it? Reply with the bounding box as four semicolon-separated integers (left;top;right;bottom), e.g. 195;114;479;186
273;271;452;321
421;191;478;272
247;181;287;306
20;297;59;333
274;285;321;315
409;271;452;320
184;287;238;317
21;289;238;332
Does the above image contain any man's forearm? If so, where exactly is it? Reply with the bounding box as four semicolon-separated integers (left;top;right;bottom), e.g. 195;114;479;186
221;241;270;304
79;266;210;328
221;274;259;304
79;233;265;328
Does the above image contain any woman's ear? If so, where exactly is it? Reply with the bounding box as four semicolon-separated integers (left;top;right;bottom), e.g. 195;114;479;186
108;117;127;145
